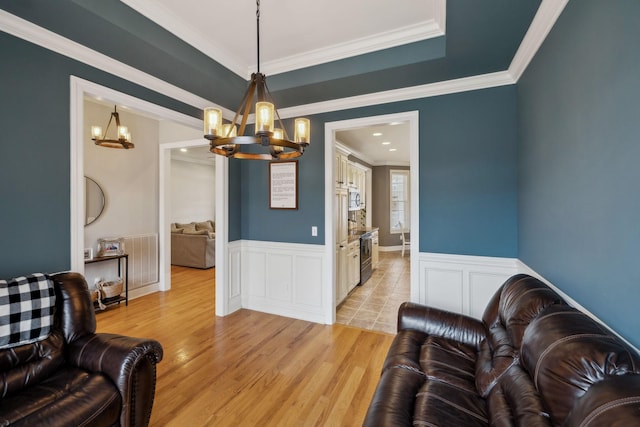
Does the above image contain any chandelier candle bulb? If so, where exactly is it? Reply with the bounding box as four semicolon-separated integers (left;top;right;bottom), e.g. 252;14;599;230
255;102;274;134
118;126;128;140
295;118;310;144
273;128;284;140
204;107;222;137
221;123;237;138
91;126;102;138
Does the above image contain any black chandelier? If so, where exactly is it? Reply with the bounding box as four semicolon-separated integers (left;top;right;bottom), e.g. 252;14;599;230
203;0;310;160
91;106;134;149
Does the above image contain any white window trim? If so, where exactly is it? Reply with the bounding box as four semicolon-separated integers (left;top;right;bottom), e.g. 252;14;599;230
389;169;410;234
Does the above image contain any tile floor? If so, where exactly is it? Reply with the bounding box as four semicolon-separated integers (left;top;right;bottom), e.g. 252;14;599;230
336;251;410;334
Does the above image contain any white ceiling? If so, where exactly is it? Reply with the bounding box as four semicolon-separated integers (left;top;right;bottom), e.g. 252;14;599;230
118;0;441;165
171;145;216;165
336;121;410;166
120;0;445;78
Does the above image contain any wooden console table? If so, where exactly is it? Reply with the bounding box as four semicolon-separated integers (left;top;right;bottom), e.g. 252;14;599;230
85;253;129;308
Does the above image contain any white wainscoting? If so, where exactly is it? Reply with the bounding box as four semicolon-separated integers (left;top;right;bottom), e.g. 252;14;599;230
418;253;521;319
230;240;327;324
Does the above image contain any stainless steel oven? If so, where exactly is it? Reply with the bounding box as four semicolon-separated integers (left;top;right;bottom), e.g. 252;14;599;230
360;231;373;285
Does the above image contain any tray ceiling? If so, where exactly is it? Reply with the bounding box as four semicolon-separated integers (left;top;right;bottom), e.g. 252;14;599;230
120;0;446;78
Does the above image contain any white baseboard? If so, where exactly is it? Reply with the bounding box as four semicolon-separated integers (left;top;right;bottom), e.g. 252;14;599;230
379;245;403;252
128;282;160;300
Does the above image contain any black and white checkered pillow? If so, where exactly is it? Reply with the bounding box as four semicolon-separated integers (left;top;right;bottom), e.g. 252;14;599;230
0;273;56;349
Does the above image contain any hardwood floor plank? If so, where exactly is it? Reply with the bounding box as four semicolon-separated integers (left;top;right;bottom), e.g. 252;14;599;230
95;266;394;426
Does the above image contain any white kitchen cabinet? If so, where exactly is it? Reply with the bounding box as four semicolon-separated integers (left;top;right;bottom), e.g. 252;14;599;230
372;230;379;270
336;243;348;304
347;240;360;291
335;188;349;304
335;150;349;189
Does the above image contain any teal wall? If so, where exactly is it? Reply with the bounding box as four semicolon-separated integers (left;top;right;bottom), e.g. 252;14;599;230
518;0;640;347
0;30;519;279
236;86;519;258
0;32;200;278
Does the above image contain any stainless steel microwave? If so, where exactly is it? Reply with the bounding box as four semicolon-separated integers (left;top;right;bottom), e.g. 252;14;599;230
348;190;361;211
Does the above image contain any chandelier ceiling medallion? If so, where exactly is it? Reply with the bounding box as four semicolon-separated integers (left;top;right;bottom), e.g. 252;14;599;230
203;0;310;160
91;105;134;149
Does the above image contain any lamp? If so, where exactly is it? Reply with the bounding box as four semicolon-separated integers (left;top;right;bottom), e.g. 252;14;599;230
204;0;310;160
91;106;134;149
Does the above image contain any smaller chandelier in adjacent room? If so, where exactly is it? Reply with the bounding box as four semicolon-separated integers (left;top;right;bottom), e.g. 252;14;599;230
91;105;134;149
203;0;310;160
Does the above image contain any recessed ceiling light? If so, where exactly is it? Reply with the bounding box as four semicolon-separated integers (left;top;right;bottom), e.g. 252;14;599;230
389;121;402;126
382;141;391;145
180;148;188;152
372;132;382;136
389;148;397;152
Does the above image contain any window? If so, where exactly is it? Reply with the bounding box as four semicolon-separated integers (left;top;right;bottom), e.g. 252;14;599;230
390;169;410;233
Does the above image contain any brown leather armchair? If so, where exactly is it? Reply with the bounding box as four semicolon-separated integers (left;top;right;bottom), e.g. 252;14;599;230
0;272;163;426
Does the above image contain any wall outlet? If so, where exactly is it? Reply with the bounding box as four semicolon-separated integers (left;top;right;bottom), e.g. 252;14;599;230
312;226;318;237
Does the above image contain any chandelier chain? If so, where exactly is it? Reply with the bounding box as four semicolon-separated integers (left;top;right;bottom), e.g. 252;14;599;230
256;0;260;73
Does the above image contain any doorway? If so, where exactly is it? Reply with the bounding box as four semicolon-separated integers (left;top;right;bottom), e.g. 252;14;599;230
323;111;419;325
69;77;231;316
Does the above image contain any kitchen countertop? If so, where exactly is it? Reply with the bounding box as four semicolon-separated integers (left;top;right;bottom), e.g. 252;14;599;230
347;227;379;243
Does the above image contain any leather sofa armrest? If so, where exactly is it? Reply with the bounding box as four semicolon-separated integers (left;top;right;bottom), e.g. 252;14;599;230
398;302;486;348
67;333;163;427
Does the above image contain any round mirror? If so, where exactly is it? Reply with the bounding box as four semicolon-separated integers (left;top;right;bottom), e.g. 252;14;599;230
85;176;105;226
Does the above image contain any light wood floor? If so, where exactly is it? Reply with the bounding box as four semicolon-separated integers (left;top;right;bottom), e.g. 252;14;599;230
336;251;410;334
95;266;394;426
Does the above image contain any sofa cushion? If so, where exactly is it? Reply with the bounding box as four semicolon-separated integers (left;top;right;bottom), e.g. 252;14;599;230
184;229;209;235
0;367;121;426
0;274;56;349
0;330;66;399
475;324;518;397
414;380;488;427
382;329;427;372
521;305;640;425
487;364;552;426
564;374;640;427
420;335;477;393
176;222;196;232
363;365;425;427
497;275;565;349
195;220;215;232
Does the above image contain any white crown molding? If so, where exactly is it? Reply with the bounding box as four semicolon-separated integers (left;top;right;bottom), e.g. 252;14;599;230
258;19;445;77
508;0;569;81
120;0;248;78
0;9;233;118
122;0;446;79
334;141;352;156
277;70;515;119
2;0;564;124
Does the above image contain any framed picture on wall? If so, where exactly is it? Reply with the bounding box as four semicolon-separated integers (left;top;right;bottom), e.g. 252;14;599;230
97;237;125;257
269;161;298;209
83;248;93;261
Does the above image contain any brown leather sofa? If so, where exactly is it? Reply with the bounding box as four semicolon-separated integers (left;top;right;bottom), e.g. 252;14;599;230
364;274;640;426
0;272;163;426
